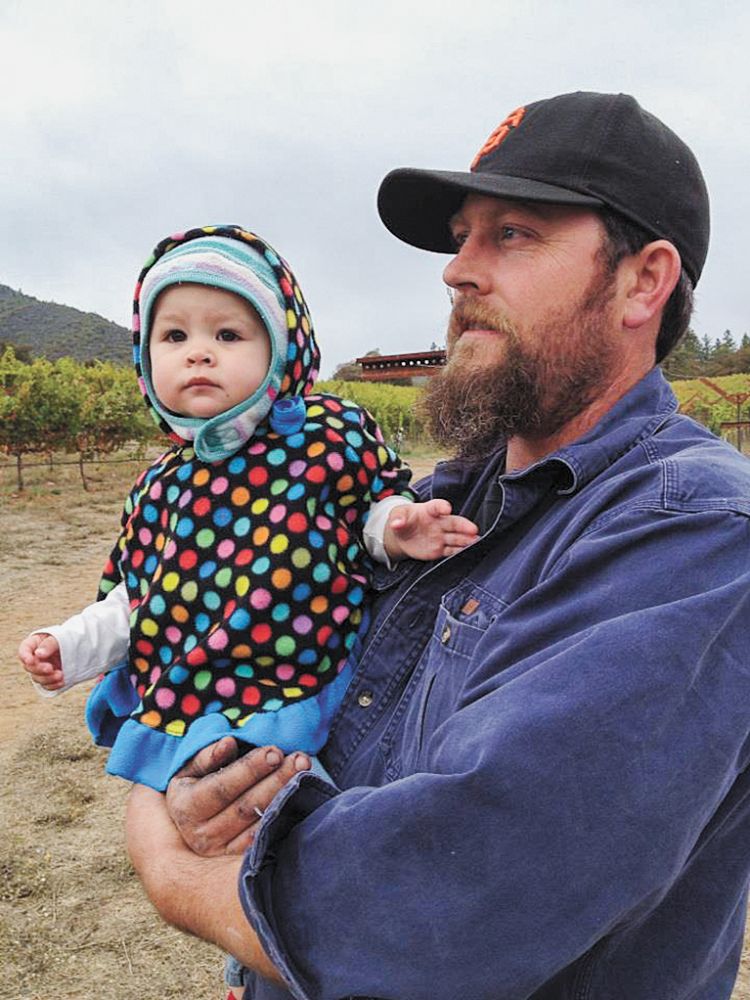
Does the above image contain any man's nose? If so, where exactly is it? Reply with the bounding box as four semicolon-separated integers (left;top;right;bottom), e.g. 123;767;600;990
442;239;491;296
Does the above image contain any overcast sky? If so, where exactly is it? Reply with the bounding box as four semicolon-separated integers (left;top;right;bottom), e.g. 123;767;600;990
1;0;747;376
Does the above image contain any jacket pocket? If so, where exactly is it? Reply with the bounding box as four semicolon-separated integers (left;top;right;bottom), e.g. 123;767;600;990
381;581;506;776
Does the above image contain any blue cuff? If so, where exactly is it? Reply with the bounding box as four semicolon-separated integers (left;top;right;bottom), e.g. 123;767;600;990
238;771;340;1000
85;664;137;746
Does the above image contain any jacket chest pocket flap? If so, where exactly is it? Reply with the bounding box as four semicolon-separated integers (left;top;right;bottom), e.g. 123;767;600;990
384;582;506;774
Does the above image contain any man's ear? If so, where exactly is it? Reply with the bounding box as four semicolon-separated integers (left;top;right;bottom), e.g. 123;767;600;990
621;240;682;331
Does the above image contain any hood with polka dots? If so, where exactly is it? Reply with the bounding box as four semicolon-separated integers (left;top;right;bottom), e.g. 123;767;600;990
132;225;321;463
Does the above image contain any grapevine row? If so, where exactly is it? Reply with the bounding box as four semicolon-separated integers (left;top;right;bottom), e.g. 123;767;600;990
0;351;429;491
4;347;746;492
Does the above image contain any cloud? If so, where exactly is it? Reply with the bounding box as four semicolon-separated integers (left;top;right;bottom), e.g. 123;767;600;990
1;0;748;376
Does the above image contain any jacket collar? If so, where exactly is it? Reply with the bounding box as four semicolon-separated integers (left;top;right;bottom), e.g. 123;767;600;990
431;367;678;504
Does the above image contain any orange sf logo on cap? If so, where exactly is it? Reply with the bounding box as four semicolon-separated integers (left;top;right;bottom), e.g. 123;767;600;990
470;107;526;170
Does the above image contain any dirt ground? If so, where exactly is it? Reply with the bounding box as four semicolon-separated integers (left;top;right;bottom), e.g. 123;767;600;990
0;458;228;1000
1;456;748;999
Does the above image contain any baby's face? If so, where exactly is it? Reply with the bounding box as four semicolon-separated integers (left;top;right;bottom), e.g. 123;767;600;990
149;284;271;419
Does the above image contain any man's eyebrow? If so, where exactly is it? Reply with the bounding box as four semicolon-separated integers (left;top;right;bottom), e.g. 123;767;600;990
448;203;480;229
448;199;569;230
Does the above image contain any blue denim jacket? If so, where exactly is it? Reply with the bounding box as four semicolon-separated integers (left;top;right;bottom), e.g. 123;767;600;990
239;368;750;1000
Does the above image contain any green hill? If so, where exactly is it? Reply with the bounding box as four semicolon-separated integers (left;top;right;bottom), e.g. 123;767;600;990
0;284;131;363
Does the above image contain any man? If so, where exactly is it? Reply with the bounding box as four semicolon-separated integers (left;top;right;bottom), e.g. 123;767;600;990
127;92;750;999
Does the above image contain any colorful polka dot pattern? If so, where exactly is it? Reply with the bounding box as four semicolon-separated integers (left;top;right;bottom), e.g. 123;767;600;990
131;225;320;447
98;395;415;740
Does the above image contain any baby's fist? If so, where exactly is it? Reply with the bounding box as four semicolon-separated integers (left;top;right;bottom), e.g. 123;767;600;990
18;632;64;690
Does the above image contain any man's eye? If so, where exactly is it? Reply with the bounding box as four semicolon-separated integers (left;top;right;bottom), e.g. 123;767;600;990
500;225;519;240
451;231;468;249
165;329;186;342
217;329;240;342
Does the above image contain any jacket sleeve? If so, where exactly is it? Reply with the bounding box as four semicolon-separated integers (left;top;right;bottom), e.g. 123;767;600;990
237;506;750;1000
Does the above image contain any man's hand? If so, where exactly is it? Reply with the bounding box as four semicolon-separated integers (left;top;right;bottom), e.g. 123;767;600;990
18;632;64;690
166;737;311;856
384;498;479;561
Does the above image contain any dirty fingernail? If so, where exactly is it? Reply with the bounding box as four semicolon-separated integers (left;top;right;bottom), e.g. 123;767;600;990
293;753;311;771
266;750;282;766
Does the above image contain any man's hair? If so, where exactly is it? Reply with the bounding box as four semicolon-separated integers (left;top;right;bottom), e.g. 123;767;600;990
598;209;694;362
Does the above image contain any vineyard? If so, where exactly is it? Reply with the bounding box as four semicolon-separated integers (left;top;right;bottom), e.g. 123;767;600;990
2;347;749;492
0;351;428;491
314;378;423;439
0;348;156;491
671;373;750;447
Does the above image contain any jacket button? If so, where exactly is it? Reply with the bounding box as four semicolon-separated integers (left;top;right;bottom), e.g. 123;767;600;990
357;690;374;708
441;625;451;644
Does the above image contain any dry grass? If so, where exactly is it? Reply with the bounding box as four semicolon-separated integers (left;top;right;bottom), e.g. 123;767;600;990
0;721;226;1000
0;453;747;999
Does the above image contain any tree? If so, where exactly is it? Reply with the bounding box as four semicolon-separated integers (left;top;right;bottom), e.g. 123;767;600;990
661;328;703;379
735;336;750;375
316;379;425;443
0;349;157;490
699;333;714;363
0;340;33;363
331;359;363;381
0;349;81;490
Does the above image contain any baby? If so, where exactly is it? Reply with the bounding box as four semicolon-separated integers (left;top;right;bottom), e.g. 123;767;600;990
19;225;478;791
19;225;478;999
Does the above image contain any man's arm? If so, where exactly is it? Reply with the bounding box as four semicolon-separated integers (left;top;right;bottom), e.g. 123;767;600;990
126;783;284;984
126;742;314;989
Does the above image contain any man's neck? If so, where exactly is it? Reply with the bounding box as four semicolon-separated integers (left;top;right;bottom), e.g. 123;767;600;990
505;364;652;474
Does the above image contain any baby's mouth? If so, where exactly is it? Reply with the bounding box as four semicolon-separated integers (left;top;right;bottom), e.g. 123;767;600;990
185;377;219;388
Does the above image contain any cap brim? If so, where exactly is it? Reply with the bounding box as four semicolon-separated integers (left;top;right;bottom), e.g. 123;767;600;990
377;167;604;252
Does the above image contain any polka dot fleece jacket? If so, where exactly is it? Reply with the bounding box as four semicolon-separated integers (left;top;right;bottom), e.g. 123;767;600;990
86;225;415;790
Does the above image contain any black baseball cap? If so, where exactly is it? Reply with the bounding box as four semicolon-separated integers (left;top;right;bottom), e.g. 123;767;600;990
377;91;710;286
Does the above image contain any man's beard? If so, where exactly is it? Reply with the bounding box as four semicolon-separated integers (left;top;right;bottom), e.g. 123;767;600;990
422;269;618;462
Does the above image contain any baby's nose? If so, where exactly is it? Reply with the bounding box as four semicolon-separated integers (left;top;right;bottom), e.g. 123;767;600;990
187;345;215;364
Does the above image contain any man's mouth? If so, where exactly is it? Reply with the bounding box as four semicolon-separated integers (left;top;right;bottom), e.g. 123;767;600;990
454;322;506;344
460;325;499;336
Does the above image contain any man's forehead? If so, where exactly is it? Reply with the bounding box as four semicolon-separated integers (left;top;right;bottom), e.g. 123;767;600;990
448;194;597;228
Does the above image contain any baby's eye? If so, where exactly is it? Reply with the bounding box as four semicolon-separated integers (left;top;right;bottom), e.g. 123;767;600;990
217;328;241;342
164;329;187;342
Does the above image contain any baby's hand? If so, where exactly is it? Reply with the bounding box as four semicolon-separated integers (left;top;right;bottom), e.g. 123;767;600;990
18;633;64;691
384;499;479;562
